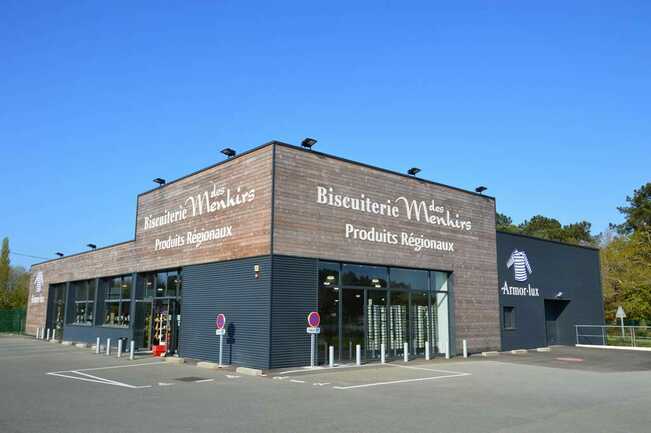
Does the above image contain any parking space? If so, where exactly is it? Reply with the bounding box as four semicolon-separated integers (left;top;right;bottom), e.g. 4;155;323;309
3;335;651;433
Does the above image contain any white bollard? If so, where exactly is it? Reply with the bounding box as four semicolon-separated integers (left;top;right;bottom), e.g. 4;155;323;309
130;340;135;360
463;339;468;358
117;339;123;358
52;329;56;340
380;343;386;364
445;340;450;359
46;328;51;340
36;328;40;339
96;337;101;354
403;343;409;362
328;345;334;368
106;338;111;356
425;342;430;360
356;344;361;366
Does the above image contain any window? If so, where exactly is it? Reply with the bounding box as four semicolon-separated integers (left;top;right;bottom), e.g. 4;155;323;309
71;280;95;325
503;306;516;330
103;275;132;327
390;268;427;291
341;264;387;288
319;262;340;288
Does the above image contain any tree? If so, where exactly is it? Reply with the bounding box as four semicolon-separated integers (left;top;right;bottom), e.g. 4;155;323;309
611;183;651;236
496;212;519;233
0;237;9;307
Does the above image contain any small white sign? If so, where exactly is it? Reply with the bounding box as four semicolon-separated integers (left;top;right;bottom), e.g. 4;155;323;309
306;327;320;334
215;329;226;336
616;306;626;319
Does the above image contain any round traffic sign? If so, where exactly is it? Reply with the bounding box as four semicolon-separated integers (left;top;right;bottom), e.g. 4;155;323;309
307;311;320;328
216;313;226;330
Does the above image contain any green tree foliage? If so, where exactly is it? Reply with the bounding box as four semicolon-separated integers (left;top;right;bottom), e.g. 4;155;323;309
0;238;30;310
0;238;10;306
601;182;651;322
495;213;596;246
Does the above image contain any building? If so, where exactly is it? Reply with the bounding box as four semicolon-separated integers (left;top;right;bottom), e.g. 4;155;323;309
25;140;603;369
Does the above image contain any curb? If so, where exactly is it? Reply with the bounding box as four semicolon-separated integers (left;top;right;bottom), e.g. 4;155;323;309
236;367;263;376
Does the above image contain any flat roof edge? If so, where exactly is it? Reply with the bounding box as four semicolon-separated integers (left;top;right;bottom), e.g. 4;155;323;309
496;230;600;251
30;240;136;269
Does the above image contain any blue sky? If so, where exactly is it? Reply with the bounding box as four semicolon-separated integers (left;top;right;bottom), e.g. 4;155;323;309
1;1;649;268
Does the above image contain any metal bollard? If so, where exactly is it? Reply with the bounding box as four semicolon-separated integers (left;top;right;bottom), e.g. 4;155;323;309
356;344;361;366
95;337;101;354
463;339;468;358
328;345;334;368
445;340;450;359
380;343;386;364
106;338;111;356
425;341;430;360
403;343;409;362
52;329;57;341
130;340;135;360
117;339;123;358
35;328;40;339
46;328;51;340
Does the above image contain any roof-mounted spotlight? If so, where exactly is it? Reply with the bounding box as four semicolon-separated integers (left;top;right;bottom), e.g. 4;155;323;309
87;243;97;250
407;167;421;176
475;186;487;194
55;252;64;257
221;148;236;158
153;178;166;186
301;137;317;149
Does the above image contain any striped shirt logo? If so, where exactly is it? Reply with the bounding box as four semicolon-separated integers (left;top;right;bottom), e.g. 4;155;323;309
506;249;533;282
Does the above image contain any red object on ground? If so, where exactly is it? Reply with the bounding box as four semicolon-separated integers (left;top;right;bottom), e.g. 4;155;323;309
152;344;167;357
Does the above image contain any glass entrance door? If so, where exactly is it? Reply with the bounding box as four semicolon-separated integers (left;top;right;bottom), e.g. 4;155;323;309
366;290;387;360
152;299;180;354
341;289;364;362
389;291;409;359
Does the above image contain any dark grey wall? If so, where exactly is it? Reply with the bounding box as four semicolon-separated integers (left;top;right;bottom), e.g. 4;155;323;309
497;232;604;350
269;255;318;369
63;325;131;346
180;256;272;369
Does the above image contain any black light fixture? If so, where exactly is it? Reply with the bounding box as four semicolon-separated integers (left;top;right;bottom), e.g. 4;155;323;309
87;243;97;250
55;252;64;257
301;137;317;149
407;167;421;176
475;186;487;194
153;178;166;186
221;148;236;158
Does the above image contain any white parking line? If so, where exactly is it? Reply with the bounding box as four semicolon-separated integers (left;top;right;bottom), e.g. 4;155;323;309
332;372;471;390
194;379;215;383
46;361;167;388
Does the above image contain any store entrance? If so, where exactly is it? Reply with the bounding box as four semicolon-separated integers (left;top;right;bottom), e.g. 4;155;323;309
544;300;568;346
152;299;180;354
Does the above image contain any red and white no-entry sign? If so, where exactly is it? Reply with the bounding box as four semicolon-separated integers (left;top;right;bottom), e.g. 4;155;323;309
307;311;320;328
216;313;226;330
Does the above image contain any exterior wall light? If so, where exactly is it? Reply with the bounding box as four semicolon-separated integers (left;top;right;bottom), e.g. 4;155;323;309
301;138;317;149
87;244;97;250
55;252;64;257
153;178;166;186
407;167;421;176
221;148;236;158
475;186;487;194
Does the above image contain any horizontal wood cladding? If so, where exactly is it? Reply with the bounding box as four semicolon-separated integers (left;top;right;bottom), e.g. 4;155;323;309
272;145;501;352
26;147;273;335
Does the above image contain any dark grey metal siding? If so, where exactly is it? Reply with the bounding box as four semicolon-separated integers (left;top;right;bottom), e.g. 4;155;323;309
180;256;272;369
63;325;131;346
497;232;604;350
269;255;318;369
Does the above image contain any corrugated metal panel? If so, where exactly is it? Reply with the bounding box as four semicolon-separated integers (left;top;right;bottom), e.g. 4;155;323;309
180;256;271;369
63;325;132;345
270;255;318;369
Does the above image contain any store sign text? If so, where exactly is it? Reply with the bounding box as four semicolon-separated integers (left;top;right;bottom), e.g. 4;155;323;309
345;223;454;252
500;281;540;297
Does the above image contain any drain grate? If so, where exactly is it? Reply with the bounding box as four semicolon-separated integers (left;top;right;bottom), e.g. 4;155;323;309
174;376;208;382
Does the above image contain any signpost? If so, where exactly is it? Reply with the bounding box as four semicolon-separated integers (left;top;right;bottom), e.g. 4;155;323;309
616;306;626;338
216;313;226;367
307;312;320;368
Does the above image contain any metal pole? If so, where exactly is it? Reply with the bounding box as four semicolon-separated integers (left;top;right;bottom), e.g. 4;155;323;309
620;317;625;338
632;327;636;347
130;340;135;360
445;340;450;359
219;333;224;367
380;343;386;364
602;326;606;346
46;328;51;340
52;329;56;341
328;345;334;368
310;334;315;368
106;338;111;356
463;339;468;358
117;339;123;358
356;344;361;366
403;343;409;362
96;337;101;354
425;341;430;360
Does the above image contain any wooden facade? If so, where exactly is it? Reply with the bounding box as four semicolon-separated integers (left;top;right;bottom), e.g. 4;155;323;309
26;142;500;352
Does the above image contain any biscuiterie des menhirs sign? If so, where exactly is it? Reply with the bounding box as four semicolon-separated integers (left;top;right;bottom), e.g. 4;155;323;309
316;185;472;253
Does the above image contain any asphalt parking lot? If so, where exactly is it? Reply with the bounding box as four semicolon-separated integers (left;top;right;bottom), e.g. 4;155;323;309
2;335;651;433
